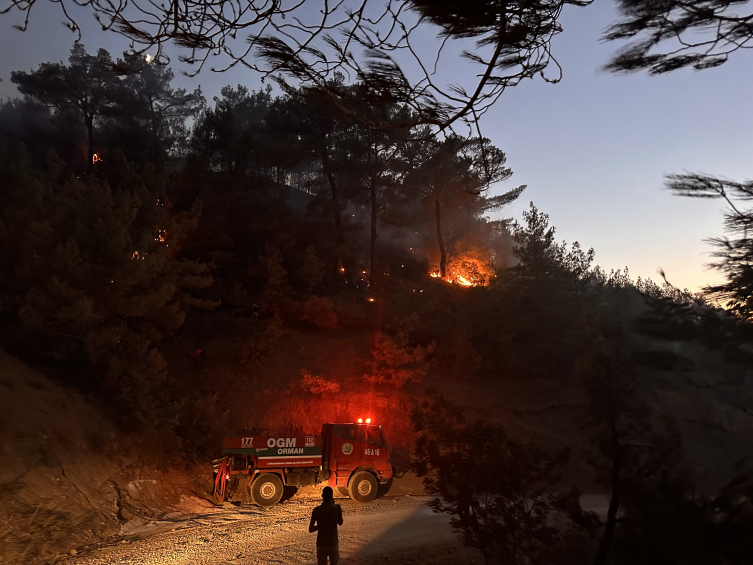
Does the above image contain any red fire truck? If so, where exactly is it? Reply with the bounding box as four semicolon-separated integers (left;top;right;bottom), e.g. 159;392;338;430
213;420;394;506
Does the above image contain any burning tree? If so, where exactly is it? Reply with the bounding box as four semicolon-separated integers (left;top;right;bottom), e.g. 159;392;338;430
406;135;524;280
438;242;499;287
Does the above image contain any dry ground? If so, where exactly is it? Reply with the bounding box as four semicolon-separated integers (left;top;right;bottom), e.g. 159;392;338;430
62;493;483;565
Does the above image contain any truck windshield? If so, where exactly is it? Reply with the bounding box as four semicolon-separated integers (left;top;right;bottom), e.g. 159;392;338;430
335;426;357;440
367;427;385;447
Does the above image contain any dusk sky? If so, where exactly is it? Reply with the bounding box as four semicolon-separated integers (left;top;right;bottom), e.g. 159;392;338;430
2;1;751;292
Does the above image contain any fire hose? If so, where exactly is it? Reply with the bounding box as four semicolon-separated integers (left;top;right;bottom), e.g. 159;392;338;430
213;457;229;501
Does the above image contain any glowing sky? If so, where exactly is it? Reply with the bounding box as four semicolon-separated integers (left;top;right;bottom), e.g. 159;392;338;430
1;1;751;291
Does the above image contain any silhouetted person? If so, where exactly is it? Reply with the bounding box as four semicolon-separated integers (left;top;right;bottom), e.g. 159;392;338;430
309;486;343;564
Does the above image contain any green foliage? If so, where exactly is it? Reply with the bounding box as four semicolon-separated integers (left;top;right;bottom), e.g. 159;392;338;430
481;203;596;379
239;315;285;368
0;99;64;165
9;43;206;170
434;330;482;380
11;43;116;118
0;145;214;423
666;173;753;320
300;369;340;396
109;53;204;163
412;396;596;564
297;245;325;290
365;315;436;388
190;85;271;176
3;48;752;565
258;245;290;315
507;202;566;282
11;43;116;168
299;296;339;328
576;321;690;565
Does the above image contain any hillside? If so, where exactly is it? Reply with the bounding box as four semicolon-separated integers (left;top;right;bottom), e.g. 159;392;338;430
3;273;753;563
0;350;217;564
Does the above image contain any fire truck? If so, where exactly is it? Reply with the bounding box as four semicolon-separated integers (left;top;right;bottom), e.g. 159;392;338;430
213;419;395;506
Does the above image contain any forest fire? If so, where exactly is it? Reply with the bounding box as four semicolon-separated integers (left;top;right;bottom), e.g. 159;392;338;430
454;274;474;287
430;269;476;286
2;8;751;564
429;261;492;287
429;249;496;287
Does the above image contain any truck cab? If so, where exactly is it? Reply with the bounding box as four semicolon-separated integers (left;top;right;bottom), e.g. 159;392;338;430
323;422;393;502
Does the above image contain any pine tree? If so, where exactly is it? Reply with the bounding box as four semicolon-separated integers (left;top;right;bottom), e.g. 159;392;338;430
11;44;118;171
0;145;215;423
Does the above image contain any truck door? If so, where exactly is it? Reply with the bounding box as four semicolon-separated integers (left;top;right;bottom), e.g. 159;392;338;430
331;424;364;489
365;425;392;478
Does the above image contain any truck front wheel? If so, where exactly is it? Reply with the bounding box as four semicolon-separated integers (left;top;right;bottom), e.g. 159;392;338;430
348;471;378;503
251;474;284;507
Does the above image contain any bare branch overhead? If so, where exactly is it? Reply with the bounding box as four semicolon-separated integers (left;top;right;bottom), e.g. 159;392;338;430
0;0;591;129
603;0;753;74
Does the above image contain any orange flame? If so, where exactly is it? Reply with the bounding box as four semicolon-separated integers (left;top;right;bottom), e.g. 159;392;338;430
454;274;473;287
428;252;493;287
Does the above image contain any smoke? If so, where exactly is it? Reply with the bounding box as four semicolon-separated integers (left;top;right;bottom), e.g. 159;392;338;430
340;200;517;272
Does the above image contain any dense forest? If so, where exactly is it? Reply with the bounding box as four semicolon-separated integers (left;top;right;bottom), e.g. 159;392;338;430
2;41;753;565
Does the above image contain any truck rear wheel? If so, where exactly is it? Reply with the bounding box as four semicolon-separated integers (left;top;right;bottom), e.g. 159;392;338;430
336;487;349;498
348;471;378;503
251;474;284;507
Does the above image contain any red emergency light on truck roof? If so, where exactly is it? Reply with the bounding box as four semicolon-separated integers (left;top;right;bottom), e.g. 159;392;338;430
213;422;394;507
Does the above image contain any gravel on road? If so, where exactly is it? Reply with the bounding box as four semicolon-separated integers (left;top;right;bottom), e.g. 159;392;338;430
63;495;483;565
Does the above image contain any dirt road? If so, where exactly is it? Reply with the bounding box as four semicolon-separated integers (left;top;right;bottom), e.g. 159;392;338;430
63;494;482;565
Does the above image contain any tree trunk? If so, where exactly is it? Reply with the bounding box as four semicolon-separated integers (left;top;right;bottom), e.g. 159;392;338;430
325;167;345;273
149;98;159;161
369;176;378;287
595;478;620;565
86;116;94;173
595;427;622;565
435;198;446;278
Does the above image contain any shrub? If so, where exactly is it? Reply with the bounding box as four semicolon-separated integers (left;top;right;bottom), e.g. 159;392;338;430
299;296;339;328
300;369;340;396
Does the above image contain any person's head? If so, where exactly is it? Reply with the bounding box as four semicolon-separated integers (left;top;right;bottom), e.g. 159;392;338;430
322;486;334;502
